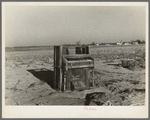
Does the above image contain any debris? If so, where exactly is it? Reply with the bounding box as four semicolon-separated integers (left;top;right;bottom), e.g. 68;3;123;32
103;100;113;106
121;59;135;70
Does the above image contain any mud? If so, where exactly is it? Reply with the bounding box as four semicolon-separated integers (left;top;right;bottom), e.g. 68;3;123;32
5;46;145;106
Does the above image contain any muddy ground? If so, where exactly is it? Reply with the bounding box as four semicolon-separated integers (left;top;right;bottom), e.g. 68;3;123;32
5;45;145;106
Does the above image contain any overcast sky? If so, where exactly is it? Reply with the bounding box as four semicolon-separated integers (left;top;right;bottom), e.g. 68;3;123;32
5;5;146;47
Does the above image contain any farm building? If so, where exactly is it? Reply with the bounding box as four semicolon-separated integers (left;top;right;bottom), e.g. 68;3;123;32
124;42;132;45
132;41;138;45
105;43;110;46
117;41;123;45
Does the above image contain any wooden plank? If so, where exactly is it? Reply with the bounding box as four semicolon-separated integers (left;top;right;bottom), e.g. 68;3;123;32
92;69;94;87
81;68;88;88
56;68;60;89
62;46;69;55
54;46;62;90
69;68;88;90
71;81;86;90
85;68;90;88
66;70;72;90
62;71;66;92
76;46;89;54
54;46;57;89
76;47;82;54
82;47;86;54
67;65;94;69
63;72;66;91
59;46;62;90
86;46;89;54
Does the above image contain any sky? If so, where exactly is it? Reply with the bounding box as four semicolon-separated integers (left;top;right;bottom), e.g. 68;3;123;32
4;5;146;47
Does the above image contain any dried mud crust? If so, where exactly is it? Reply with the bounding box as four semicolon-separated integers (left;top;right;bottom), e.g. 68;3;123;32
5;62;145;106
92;65;145;106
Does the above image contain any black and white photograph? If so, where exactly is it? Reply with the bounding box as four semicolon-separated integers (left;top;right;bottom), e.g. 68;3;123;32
2;2;148;118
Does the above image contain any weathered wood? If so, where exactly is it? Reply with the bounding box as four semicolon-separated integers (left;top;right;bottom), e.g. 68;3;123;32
54;45;93;91
54;46;62;90
92;69;94;87
84;68;90;88
54;46;57;89
62;71;66;92
76;46;89;54
59;46;62;90
76;47;82;54
66;68;91;90
66;70;72;90
62;46;69;55
86;46;89;54
63;73;66;91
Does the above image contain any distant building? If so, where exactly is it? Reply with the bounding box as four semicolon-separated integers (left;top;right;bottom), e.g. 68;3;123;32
117;40;123;45
132;41;138;45
99;43;105;45
105;43;110;46
124;42;132;45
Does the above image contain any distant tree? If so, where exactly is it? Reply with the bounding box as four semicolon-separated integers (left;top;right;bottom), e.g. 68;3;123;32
76;41;81;46
100;43;105;45
135;39;141;44
91;42;96;45
131;39;142;44
131;40;134;43
140;40;145;44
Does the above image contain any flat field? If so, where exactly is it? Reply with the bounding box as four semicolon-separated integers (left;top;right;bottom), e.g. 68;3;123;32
5;45;146;106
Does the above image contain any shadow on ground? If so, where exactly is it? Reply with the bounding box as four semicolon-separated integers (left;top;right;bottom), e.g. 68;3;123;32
27;68;54;88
